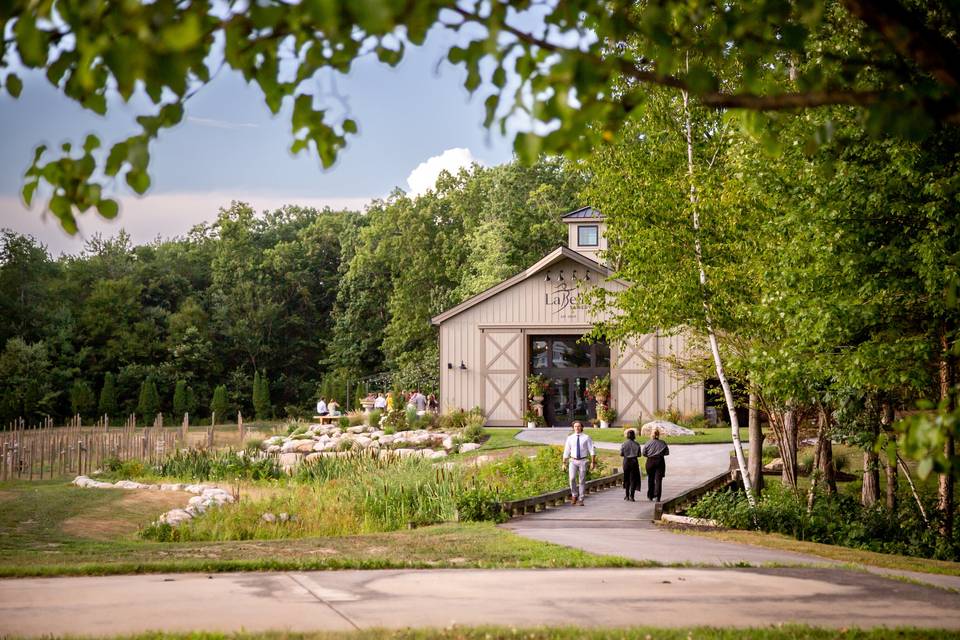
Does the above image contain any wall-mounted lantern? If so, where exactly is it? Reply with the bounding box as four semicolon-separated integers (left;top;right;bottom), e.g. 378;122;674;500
459;361;467;370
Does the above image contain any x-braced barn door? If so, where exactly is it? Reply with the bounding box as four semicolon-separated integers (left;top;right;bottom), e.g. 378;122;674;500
483;330;523;425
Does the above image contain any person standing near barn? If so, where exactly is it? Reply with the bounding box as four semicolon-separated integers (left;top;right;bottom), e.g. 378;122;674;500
642;428;669;502
562;421;595;506
620;429;642;501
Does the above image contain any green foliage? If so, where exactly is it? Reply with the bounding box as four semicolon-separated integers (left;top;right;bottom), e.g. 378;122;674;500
97;373;118;421
156;448;280;482
688;483;960;561
367;409;383;428
461;418;486;444
338;416;350;429
172;380;188;419
210;385;229;421
69;379;95;419
455;485;505;523
11;0;957;233
527;374;548;399
136;376;160;425
102;457;148;479
252;370;271;420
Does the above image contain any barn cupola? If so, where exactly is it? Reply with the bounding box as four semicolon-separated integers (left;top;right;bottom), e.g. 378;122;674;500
562;206;606;265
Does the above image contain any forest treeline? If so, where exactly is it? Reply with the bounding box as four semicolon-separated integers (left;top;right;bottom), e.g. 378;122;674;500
0;158;584;424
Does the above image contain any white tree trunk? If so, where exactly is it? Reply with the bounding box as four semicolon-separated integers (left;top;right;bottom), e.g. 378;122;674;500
681;88;756;506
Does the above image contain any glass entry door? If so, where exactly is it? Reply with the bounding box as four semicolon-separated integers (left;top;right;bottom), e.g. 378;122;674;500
530;336;610;428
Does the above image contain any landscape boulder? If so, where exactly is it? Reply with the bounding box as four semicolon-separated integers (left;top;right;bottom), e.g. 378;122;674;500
639;420;695;437
458;442;482;453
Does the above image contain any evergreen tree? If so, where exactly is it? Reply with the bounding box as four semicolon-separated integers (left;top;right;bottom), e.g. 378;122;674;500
98;372;117;422
253;370;271;420
210;384;228;422
185;386;196;416
172;379;188;419
137;376;160;425
70;379;95;419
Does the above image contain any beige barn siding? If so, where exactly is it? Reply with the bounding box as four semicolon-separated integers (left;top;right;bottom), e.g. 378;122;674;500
437;257;704;425
656;332;705;418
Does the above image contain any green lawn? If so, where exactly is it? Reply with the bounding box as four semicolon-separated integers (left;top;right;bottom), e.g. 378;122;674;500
49;627;960;639
0;480;638;577
482;427;749;447
579;427;748;445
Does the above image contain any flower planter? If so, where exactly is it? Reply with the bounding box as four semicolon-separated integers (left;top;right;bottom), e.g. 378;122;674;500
599;420;609;429
527;421;536;429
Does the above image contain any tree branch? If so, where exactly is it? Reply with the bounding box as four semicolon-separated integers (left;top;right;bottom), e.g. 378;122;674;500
843;0;960;89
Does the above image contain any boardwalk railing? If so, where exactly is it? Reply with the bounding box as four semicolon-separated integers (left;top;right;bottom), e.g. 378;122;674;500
654;453;739;520
501;470;624;518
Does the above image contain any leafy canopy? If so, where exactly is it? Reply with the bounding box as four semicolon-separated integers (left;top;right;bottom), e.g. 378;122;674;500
3;0;960;231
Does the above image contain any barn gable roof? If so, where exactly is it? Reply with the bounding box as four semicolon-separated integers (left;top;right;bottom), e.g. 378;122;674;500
430;246;621;325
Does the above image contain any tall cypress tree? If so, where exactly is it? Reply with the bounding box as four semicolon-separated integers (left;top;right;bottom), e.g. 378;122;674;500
253;370;271;420
98;372;117;422
172;380;188;419
210;384;228;422
137;376;160;425
70;379;95;419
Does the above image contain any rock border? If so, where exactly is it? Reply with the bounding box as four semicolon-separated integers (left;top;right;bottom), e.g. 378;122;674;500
72;475;234;527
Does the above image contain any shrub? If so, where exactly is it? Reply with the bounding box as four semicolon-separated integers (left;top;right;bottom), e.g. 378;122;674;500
684;413;710;431
686;482;960;561
461;414;486;443
653;407;682;424
368;409;383;428
347;412;365;426
456;485;505;523
383;408;407;432
338;416;350;429
102;457;148;479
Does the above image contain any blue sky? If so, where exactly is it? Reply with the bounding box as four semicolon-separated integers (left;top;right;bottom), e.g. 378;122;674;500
0;22;516;255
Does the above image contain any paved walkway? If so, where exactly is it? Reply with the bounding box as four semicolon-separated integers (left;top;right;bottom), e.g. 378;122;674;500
508;430;960;591
3;430;960;636
3;567;960;636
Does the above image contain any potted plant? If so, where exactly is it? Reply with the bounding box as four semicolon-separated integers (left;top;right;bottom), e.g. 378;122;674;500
527;374;548;402
586;374;611;404
522;409;544;429
596;405;617;429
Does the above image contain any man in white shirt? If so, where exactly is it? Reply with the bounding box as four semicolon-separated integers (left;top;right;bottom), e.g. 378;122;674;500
373;393;387;411
562;421;595;506
316;397;328;416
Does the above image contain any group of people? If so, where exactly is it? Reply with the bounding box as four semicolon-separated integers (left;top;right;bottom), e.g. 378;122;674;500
371;390;439;414
561;421;670;506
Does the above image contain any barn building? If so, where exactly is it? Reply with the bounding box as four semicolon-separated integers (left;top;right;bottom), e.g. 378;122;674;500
431;207;703;427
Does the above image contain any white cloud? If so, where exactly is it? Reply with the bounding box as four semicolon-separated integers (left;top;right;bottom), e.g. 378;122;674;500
187;116;259;130
405;147;480;197
0;192;373;256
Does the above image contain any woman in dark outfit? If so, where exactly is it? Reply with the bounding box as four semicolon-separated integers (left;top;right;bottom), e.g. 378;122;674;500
620;429;642;501
642;428;670;501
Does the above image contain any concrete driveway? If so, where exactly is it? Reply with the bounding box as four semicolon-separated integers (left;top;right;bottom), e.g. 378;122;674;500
2;567;959;636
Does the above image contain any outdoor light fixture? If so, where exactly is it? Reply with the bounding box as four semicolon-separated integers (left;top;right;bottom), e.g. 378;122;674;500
544;272;551;281
585;272;591;281
460;361;467;370
447;362;453;369
559;270;565;281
